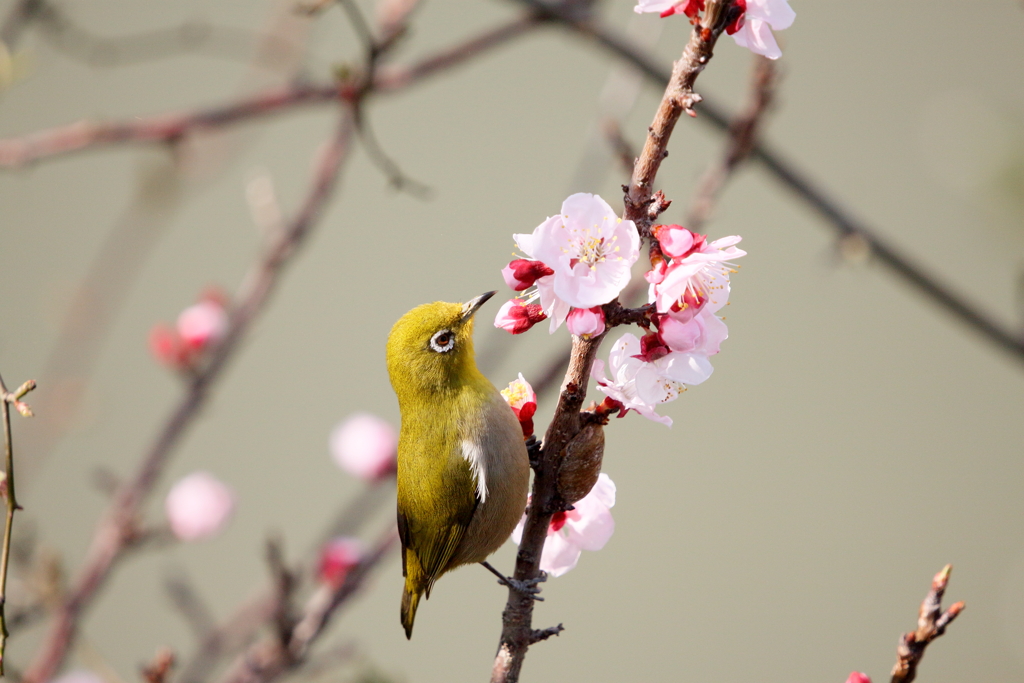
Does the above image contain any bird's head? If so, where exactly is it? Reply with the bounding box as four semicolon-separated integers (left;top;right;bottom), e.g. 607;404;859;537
386;291;496;396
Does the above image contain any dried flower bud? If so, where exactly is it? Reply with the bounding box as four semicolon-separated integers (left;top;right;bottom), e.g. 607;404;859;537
557;421;605;506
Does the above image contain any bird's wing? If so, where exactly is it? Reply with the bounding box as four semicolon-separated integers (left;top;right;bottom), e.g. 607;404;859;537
399;447;479;596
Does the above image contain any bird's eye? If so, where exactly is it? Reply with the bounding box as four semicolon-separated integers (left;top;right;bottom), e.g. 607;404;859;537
429;329;455;353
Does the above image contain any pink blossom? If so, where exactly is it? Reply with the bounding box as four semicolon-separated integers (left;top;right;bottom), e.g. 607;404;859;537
502;259;554;291
501;373;537;438
515;193;640;314
330;412;398;481
845;674;871;683
512;473;616;577
634;0;703;17
52;671;104;683
165;471;236;541
651;231;744;315
149;290;229;370
727;0;796;60
494;298;547;335
177;300;228;350
566;306;606;339
657;307;728;356
317;536;364;587
593;333;714;427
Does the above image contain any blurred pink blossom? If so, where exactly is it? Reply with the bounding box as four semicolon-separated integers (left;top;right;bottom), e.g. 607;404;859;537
634;0;703;18
330;412;398;481
52;670;104;683
512;473;616;577
845;673;871;683
149;290;228;370
566;306;606;339
494;298;547;335
165;471;236;541
317;536;364;587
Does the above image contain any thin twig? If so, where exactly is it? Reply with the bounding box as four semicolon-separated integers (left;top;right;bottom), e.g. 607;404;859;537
890;565;965;683
0;373;36;676
686;55;776;231
20;111;357;683
490;5;737;681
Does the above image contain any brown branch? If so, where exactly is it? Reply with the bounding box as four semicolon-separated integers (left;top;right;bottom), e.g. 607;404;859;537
141;648;175;683
519;0;1024;365
686;55;776;231
890;565;965;683
0;13;541;168
20;110;356;683
212;529;398;683
0;373;36;676
0;0;43;50
491;9;737;682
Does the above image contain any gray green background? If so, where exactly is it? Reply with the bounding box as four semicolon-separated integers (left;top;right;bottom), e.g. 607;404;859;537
2;1;1023;681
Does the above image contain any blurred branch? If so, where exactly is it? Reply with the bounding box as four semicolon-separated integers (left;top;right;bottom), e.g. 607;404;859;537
165;571;217;639
141;649;175;683
890;565;965;683
213;528;398;683
0;12;541;167
491;4;738;682
0;0;42;50
686;55;776;231
0;373;36;676
513;0;1024;365
20;109;357;683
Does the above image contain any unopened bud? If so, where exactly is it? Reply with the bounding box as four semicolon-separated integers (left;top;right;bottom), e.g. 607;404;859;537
557;421;605;506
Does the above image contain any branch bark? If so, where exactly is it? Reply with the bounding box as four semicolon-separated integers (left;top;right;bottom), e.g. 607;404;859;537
890;565;964;683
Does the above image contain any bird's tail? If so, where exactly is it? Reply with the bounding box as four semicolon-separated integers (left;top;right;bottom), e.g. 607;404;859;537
400;583;421;639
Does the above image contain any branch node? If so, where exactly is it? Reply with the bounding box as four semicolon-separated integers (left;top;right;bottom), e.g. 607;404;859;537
528;623;564;644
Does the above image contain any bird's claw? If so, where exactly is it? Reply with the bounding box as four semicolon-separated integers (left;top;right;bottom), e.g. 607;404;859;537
501;572;547;601
526;435;543;469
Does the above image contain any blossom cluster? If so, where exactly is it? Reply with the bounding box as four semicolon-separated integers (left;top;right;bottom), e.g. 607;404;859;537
634;0;796;61
594;224;744;426
495;193;640;338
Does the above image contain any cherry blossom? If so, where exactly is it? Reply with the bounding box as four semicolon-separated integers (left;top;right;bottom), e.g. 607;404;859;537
634;0;703;17
634;0;795;60
165;471;236;541
657;306;728;356
494;298;547;335
330;412;398;481
593;332;714;427
845;674;871;683
512;473;616;577
566;306;606;339
52;671;104;683
726;0;795;60
149;290;228;370
650;225;744;315
501;373;537;438
317;536;364;587
501;259;554;291
509;194;639;333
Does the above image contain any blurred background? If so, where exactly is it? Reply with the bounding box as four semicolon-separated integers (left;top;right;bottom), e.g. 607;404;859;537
1;1;1023;682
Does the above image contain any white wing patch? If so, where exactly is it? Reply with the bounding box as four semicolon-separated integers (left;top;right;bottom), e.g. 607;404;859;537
461;439;488;503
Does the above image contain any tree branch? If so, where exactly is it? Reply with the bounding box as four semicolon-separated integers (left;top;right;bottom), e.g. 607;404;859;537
19;110;357;683
490;5;737;681
890;565;965;683
0;373;36;676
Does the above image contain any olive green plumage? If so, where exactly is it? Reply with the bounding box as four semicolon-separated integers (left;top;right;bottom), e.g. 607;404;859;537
386;292;530;639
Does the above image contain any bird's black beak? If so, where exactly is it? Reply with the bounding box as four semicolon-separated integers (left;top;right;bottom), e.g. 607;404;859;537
461;290;496;321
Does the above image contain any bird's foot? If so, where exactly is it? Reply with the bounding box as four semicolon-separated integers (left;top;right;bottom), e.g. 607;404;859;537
525;435;543;470
480;562;546;601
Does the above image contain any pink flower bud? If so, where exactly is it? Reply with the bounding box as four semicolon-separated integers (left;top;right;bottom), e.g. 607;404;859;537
165;472;236;541
330;412;398;481
317;536;364;587
501;373;538;438
653;224;705;259
845;673;871;683
494;299;547;334
566;307;606;339
177;300;228;351
501;259;554;291
149;324;185;367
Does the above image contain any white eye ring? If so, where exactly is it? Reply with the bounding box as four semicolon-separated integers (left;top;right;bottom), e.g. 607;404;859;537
430;329;455;353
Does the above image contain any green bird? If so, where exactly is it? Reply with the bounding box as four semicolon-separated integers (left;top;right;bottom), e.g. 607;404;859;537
386;291;531;639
